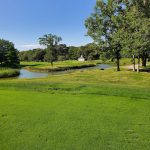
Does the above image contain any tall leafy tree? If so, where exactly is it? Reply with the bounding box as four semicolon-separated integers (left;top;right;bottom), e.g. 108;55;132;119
68;46;80;60
32;49;46;62
85;0;127;71
55;44;69;61
122;5;150;72
0;39;7;64
79;43;100;60
39;34;62;66
126;0;150;67
0;39;19;66
130;0;150;17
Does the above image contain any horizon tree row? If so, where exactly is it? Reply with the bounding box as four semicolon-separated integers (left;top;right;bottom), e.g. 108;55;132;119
19;41;100;63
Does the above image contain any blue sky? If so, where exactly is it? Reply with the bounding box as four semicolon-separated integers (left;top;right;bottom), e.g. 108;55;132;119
0;0;96;50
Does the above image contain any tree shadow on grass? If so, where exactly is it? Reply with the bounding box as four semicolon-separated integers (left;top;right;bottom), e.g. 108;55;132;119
20;64;41;68
140;68;150;73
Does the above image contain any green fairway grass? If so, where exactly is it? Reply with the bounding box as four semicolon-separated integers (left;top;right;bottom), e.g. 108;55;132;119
0;68;150;150
20;58;140;72
21;60;102;68
20;60;102;72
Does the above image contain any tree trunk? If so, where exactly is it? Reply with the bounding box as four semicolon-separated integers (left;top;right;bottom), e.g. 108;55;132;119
137;55;140;73
51;61;53;67
141;53;147;67
132;54;136;72
116;58;120;71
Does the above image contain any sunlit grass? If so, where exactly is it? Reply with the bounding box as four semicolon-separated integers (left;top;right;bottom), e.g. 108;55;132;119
21;60;102;68
0;68;20;78
0;62;150;150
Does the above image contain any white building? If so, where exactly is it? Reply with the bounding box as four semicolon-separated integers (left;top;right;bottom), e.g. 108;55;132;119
78;55;85;62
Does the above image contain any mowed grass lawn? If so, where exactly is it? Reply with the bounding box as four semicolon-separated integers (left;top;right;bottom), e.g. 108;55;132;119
21;60;102;69
0;68;150;150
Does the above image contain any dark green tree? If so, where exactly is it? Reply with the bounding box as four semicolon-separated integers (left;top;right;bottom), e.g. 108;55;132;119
68;46;80;60
33;49;46;62
85;0;127;71
80;43;100;60
0;39;19;67
39;34;62;66
126;0;150;67
120;5;150;72
55;44;69;61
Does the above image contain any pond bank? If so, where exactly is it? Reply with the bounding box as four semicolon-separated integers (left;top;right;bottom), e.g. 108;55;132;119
18;64;112;79
1;63;113;79
0;69;20;78
25;64;96;72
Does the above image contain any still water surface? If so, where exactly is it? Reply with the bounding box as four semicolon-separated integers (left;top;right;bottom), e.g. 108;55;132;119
18;64;112;79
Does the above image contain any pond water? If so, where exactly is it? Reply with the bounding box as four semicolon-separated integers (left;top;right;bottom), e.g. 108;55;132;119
89;64;112;70
18;64;112;79
18;69;49;79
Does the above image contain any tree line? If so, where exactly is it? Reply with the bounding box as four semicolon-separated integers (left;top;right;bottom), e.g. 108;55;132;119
19;41;100;64
85;0;150;72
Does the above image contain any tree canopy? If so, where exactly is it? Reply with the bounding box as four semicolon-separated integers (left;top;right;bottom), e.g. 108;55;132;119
85;0;150;72
39;34;62;66
0;39;20;67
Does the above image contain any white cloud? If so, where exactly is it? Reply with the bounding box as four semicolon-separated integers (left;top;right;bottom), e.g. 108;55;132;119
16;44;45;51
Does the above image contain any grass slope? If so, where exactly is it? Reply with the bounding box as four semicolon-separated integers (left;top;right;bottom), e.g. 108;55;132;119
21;60;101;72
0;69;150;150
0;68;20;78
